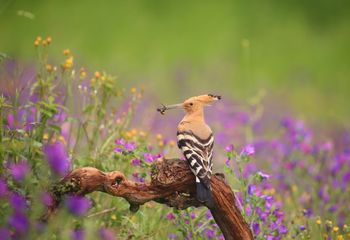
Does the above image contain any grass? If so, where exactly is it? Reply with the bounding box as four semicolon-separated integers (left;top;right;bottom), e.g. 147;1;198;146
1;0;350;125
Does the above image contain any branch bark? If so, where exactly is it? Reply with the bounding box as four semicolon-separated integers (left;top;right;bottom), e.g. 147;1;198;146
43;158;253;240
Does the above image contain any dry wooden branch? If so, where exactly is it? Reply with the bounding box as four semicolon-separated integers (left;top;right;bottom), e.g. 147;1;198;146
42;159;253;240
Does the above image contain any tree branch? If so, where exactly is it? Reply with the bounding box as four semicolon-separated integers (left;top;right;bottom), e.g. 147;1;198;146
42;158;253;240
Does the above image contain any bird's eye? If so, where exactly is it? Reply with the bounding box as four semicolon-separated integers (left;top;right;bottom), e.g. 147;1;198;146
189;102;193;106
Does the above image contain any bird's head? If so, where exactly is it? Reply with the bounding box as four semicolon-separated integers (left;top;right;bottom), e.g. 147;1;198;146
157;94;221;115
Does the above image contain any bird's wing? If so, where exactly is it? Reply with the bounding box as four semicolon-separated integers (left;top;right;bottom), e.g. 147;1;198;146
177;131;214;188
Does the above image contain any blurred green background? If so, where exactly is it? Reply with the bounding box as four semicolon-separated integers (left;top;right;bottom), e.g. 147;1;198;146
1;0;350;126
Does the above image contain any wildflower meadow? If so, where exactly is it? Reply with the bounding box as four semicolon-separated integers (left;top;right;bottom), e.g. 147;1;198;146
0;35;349;240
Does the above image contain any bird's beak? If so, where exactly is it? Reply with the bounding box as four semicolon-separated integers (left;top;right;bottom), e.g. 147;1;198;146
157;103;183;115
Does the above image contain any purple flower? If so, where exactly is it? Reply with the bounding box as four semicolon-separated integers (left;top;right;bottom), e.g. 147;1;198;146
8;211;29;234
240;144;255;156
132;172;145;182
303;208;313;217
343;172;350;183
299;225;306;231
6;113;15;129
205;210;213;220
320;141;333;152
247;184;256;195
328;204;337;213
65;196;91;216
166;213;176;220
115;138;125;146
0;178;8;198
257;171;270;180
71;229;85;240
10;192;27;211
246;205;252;216
190;212;196;219
9;161;29;182
273;209;284;220
225;144;234;152
44;141;70;176
99;228;115;240
143;153;155;163
124;142;136;151
204;229;215;238
0;227;10;240
168;233;177;239
252;222;260;235
131;158;141;166
113;147;123;153
25;107;37;131
278;224;288;234
41;192;54;207
318;187;330;203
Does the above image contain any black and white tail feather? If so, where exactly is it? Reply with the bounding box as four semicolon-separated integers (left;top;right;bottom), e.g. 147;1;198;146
177;131;214;207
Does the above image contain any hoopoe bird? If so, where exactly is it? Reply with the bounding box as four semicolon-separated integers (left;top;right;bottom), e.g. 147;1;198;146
157;94;221;206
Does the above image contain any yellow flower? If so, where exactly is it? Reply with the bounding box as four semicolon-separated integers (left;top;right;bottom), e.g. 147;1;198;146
46;36;52;44
63;49;70;56
34;36;41;47
168;140;176;147
263;188;276;195
139;131;146;137
326;220;333;226
333;226;339;232
156;134;163;140
316;219;322;225
158;141;164;147
42;40;47;46
131;128;138;136
90;78;96;86
125;131;133;139
46;64;53;72
111;215;117;220
130;87;137;94
58;135;67;145
79;68;87;78
291;185;298;192
43;133;49;140
94;71;101;78
63;57;74;69
337;235;344;240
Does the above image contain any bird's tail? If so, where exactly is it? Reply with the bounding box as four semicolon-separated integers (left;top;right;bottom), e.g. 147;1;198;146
196;180;214;208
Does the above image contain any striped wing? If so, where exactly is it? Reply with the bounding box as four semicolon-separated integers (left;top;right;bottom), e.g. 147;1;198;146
177;131;214;188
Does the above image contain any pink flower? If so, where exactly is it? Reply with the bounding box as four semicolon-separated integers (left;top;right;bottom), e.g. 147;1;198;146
166;213;176;220
240;144;255;156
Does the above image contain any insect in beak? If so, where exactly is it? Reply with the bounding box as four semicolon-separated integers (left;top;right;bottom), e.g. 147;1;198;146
157;103;183;115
